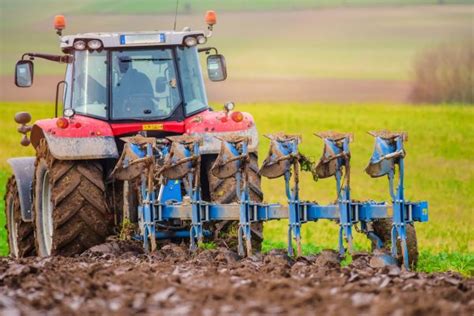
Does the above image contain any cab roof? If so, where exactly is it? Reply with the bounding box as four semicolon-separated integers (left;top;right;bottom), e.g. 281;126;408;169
60;30;205;51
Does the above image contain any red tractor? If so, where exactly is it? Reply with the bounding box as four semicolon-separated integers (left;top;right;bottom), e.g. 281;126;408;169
6;12;262;257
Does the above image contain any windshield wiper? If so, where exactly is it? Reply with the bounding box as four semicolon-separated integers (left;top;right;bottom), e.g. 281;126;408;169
119;58;172;63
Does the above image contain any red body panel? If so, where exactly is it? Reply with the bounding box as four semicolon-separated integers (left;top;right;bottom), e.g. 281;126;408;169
34;115;114;138
183;110;255;134
33;109;255;138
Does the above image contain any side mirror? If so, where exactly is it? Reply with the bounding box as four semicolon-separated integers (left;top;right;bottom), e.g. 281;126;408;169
207;54;227;82
15;60;34;87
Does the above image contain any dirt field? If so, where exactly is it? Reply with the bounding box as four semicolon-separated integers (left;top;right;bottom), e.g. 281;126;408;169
1;240;472;315
0;75;412;103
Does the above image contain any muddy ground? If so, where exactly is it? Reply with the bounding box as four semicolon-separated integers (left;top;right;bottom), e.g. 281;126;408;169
0;241;472;315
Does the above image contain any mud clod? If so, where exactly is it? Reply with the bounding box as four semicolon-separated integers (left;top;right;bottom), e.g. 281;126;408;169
82;240;144;257
314;249;340;268
0;240;472;315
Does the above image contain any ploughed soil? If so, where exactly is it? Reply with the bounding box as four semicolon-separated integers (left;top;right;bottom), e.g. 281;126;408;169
1;240;472;315
0;75;412;104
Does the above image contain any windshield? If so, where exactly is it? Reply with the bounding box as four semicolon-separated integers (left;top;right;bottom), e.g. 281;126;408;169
70;46;208;120
176;46;208;114
72;50;107;118
111;48;181;120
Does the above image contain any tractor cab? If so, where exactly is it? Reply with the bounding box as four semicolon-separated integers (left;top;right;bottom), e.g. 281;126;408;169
15;12;226;123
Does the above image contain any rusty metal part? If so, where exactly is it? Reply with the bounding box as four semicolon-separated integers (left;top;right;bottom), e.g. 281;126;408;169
14;112;32;124
259;133;300;179
166;135;202;145
211;136;250;179
158;136;201;181
365;131;407;178
314;132;352;180
15;113;33;147
315;131;353;142
368;130;408;141
120;135;158;146
265;133;301;143
20;135;31;147
216;135;250;144
190;126;259;155
111;143;153;181
17;125;32;134
161;142;194;180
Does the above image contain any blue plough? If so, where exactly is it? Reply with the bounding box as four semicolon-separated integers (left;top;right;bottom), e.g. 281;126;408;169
118;131;428;270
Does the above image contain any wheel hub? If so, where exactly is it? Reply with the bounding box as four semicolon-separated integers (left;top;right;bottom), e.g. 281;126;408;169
8;200;19;257
41;170;53;255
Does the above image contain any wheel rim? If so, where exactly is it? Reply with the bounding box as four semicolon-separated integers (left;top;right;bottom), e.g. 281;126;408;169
41;170;53;255
8;198;19;257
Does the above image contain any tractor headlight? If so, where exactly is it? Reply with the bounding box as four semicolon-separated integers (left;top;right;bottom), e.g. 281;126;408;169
73;40;86;50
184;36;198;47
87;39;103;50
197;35;207;45
63;108;75;118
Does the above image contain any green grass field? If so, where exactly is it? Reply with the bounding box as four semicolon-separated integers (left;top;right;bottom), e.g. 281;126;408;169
0;102;473;275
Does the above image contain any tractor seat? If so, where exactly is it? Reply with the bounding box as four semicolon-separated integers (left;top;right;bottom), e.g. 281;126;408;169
118;68;154;97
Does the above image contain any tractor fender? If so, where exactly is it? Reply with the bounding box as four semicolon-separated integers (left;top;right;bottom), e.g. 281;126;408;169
7;157;36;222
184;110;258;154
30;116;119;160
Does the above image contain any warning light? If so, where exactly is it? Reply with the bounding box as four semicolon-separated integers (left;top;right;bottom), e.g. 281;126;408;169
205;11;217;26
54;15;66;31
231;111;244;123
56;117;69;129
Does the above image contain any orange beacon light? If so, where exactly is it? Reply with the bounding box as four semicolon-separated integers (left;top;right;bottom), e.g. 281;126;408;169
205;10;217;27
54;15;66;35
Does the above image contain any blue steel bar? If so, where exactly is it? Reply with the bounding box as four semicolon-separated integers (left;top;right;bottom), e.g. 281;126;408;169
358;203;389;220
409;201;429;222
155;202;288;222
152;202;393;224
303;204;339;220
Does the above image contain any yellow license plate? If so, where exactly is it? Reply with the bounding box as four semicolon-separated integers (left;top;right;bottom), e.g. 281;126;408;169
143;124;163;131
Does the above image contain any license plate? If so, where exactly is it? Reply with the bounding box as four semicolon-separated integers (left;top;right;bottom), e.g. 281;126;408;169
120;33;166;45
143;124;163;131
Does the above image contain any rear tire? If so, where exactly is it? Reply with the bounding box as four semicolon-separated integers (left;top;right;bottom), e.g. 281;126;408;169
206;153;264;251
4;176;35;257
33;140;112;256
371;218;419;268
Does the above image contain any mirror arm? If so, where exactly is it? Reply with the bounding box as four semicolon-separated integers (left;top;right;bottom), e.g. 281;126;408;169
22;53;74;64
198;47;218;55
